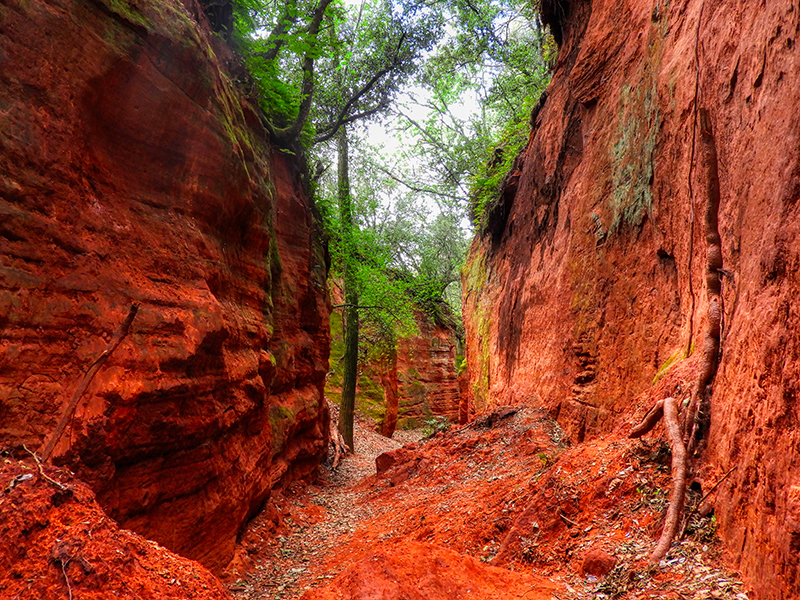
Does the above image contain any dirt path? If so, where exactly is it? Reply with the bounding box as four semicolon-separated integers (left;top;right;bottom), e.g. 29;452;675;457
227;407;751;600
228;416;423;600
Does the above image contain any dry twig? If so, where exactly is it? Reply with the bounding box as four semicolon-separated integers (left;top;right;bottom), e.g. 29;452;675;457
23;444;67;491
60;560;73;600
558;511;579;528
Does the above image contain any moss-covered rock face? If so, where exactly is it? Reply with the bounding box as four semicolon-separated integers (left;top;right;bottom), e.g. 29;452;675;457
326;307;461;434
461;241;491;414
0;0;329;574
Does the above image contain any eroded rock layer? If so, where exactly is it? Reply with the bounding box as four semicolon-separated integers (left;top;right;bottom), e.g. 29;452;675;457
394;312;462;427
462;0;800;597
0;0;329;573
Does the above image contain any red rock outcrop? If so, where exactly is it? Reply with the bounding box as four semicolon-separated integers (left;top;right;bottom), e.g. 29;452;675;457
328;307;460;435
393;312;461;426
463;0;800;597
0;0;329;574
0;455;232;599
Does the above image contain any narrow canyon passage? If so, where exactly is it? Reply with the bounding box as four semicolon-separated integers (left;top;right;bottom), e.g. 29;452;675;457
3;0;799;597
227;407;750;600
228;413;421;598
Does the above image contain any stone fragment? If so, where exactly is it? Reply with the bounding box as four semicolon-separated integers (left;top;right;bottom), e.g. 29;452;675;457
580;549;617;577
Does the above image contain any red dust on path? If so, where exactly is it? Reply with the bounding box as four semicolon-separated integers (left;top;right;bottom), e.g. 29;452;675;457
302;540;555;600
231;407;750;600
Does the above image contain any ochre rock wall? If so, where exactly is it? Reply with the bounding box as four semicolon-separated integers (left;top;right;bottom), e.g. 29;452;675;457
394;313;461;426
463;0;799;597
328;304;460;435
0;0;329;574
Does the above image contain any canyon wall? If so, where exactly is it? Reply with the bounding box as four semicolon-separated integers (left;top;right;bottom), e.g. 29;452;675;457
0;0;330;574
394;311;462;427
328;308;461;435
463;0;800;597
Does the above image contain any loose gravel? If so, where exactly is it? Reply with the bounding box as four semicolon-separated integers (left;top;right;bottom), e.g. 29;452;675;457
228;412;422;600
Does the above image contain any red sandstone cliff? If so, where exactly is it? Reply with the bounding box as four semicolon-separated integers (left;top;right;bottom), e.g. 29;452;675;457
393;311;462;427
463;0;800;597
328;307;461;436
0;0;329;574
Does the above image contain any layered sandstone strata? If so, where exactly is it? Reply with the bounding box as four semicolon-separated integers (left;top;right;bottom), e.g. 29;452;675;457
0;0;329;572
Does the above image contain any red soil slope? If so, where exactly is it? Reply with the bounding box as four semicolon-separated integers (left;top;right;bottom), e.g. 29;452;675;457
257;407;745;600
0;0;329;573
463;1;800;597
0;453;232;599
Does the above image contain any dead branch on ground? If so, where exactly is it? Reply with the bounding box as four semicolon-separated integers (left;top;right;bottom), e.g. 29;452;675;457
23;445;68;491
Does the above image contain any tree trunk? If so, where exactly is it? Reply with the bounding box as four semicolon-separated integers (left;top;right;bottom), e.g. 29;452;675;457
338;125;359;451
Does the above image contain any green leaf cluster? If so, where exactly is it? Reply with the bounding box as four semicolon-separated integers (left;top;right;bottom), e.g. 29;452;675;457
386;0;556;228
317;133;470;353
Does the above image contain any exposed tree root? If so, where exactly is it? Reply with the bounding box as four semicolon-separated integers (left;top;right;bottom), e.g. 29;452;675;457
683;108;723;454
648;398;687;565
629;105;725;567
629;399;665;439
331;427;351;469
41;304;139;462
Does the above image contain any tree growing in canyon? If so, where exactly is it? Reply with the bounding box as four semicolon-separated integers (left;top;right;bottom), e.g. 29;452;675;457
225;0;550;451
313;0;441;450
230;0;440;150
380;0;555;223
321;141;470;448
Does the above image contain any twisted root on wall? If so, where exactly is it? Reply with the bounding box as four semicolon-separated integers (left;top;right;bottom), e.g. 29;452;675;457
649;397;687;565
629;107;723;565
682;108;723;454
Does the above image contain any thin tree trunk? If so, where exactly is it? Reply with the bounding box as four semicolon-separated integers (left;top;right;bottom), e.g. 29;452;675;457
338;125;359;451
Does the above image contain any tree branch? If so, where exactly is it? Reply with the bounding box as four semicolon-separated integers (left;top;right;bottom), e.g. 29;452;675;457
394;109;470;196
333;303;386;310
269;0;336;142
41;304;139;462
257;0;299;62
313;32;408;144
315;102;390;144
371;163;462;200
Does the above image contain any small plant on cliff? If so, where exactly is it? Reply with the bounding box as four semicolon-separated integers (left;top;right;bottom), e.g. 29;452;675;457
422;415;450;437
467;29;553;225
